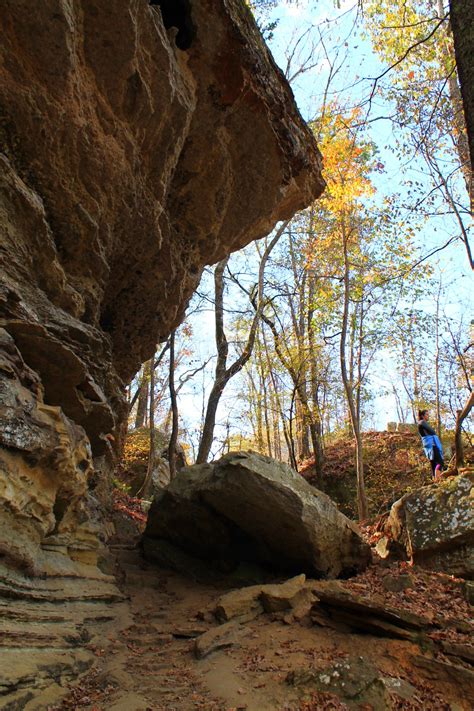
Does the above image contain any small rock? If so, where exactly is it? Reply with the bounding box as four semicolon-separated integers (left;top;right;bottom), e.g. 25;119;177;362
381;676;418;702
171;625;209;639
382;573;414;592
260;574;306;612
214;585;264;622
214;574;312;622
375;537;390;559
194;621;246;659
463;580;474;604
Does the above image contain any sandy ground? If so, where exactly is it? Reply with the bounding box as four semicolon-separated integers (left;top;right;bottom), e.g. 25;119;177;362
46;544;472;711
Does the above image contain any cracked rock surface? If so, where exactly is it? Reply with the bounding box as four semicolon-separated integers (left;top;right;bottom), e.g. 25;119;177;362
381;474;474;578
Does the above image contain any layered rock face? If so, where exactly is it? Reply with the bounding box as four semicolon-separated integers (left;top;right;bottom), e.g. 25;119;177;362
0;1;324;574
144;451;371;578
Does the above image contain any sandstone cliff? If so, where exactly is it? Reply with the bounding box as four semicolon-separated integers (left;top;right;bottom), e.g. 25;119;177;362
0;1;324;575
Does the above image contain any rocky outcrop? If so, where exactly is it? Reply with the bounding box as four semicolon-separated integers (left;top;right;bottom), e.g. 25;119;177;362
306;579;474;702
378;473;474;578
0;328;103;573
0;1;324;574
287;655;411;710
0;558;127;709
143;451;371;578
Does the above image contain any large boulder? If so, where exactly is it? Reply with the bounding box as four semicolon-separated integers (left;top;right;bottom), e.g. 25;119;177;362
381;473;474;578
143;451;371;578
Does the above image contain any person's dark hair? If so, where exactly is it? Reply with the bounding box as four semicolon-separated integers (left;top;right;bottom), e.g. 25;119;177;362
418;409;428;420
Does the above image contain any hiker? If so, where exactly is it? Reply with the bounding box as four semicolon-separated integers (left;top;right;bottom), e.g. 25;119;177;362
417;409;444;479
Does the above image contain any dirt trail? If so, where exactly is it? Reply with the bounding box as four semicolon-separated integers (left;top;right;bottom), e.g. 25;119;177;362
43;545;472;711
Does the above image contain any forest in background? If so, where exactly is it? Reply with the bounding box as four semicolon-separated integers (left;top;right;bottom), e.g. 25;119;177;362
124;0;473;520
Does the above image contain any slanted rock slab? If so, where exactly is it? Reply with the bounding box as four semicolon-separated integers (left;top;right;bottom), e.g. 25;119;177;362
144;451;371;579
411;655;474;702
310;580;432;639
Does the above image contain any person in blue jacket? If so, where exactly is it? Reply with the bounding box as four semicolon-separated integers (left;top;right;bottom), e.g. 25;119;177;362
417;409;444;479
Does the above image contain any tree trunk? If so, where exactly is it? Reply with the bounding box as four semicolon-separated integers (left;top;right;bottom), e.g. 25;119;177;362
296;395;311;461
272;400;281;460
263;395;272;457
137;351;156;497
340;222;368;521
258;349;273;456
263;328;288;462
454;389;474;468
197;379;226;463
246;367;263;452
129;341;170;417
449;0;474;213
307;277;324;475
134;361;150;429
288;385;299;470
256;365;265;453
196;257;229;463
408;311;420;421
197;223;287;463
435;281;442;435
355;301;363;426
260;301;322;468
168;330;179;480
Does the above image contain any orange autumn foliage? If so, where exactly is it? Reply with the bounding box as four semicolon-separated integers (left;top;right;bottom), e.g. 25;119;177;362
318;105;376;216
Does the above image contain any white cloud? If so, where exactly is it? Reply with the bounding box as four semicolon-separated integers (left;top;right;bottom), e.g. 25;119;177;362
284;1;314;22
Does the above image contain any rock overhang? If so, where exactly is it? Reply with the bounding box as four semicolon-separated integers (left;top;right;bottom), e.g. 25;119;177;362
0;0;324;572
1;0;324;439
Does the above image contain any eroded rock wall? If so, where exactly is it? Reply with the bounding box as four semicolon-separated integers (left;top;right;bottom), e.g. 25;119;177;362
0;0;324;574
